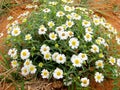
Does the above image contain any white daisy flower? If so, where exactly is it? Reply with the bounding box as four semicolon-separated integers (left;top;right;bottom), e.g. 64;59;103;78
113;29;117;35
56;54;66;64
78;53;88;61
44;52;51;60
85;27;93;34
71;6;75;11
55;26;64;33
103;23;111;29
20;49;30;60
82;20;91;27
69;37;79;49
117;59;120;67
25;34;32;40
7;16;13;20
116;38;120;45
41;69;50;79
40;44;50;54
66;20;74;28
52;52;59;61
8;48;17;58
64;5;72;12
38;25;47;35
21;66;29;76
72;13;81;20
104;43;109;48
66;14;73;20
100;17;106;25
48;21;55;28
11;20;19;26
7;26;12;34
84;33;92;42
24;59;32;66
108;26;114;32
62;24;67;30
81;77;90;87
53;68;63;79
90;44;99;53
95;72;104;83
58;31;68;40
109;57;116;65
95;39;101;45
43;8;51;13
29;64;37;74
97;37;105;44
71;55;83;67
62;0;73;4
11;60;18;68
68;31;74;38
66;0;73;3
93;14;100;18
99;53;104;58
63;77;72;86
11;27;21;36
12;55;18;59
93;18;101;26
0;33;3;38
49;1;58;5
26;4;37;9
95;60;104;69
56;11;65;17
49;32;57;40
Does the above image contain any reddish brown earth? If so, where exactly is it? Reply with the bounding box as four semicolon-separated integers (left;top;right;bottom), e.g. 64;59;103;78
0;0;120;90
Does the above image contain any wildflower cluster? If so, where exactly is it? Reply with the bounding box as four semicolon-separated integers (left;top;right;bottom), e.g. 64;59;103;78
5;0;120;89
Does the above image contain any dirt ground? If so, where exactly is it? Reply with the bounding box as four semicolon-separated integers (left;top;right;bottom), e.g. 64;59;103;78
0;0;120;90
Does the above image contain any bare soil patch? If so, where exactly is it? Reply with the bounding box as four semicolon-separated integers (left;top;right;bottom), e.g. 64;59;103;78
0;0;120;90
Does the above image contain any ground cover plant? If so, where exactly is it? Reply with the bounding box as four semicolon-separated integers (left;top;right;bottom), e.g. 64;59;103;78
0;0;120;89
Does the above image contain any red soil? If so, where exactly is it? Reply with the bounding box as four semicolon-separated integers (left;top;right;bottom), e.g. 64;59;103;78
0;0;120;90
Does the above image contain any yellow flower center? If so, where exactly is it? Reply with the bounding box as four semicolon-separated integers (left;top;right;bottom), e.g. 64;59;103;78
88;28;91;31
49;23;54;27
41;28;45;32
39;62;43;67
97;75;101;80
13;61;17;65
59;12;63;15
84;21;88;25
97;62;102;67
86;34;90;38
23;69;27;73
45;54;50;58
95;20;99;23
43;72;48;76
72;41;76;46
75;59;80;64
11;51;15;54
93;47;97;51
22;52;27;56
51;34;55;38
110;59;115;63
26;61;30;65
43;48;47;51
57;71;61;76
30;66;34;71
81;54;85;58
26;35;30;39
59;56;63;61
62;33;65;36
82;80;87;84
14;30;18;34
68;22;72;26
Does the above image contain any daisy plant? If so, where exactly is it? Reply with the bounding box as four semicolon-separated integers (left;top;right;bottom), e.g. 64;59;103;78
1;0;120;89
